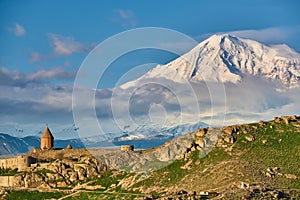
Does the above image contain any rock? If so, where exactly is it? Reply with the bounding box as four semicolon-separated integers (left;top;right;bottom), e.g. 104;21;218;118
285;174;297;179
194;160;200;165
188;191;196;197
38;182;51;189
262;140;268;144
278;139;282;143
69;171;79;182
224;135;235;143
258;121;266;126
195;128;207;137
274;117;282;122
271;191;286;199
75;166;87;181
0;187;7;195
86;166;98;178
46;172;55;181
177;190;188;195
265;171;274;178
245;135;255;142
181;160;193;170
190;146;196;152
272;167;280;172
282;116;290;124
195;138;205;147
196;146;202;151
275;116;299;125
223;127;237;135
240;182;249;189
57;181;68;187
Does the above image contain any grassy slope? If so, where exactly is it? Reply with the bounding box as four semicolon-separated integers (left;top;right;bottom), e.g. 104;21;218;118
129;119;300;198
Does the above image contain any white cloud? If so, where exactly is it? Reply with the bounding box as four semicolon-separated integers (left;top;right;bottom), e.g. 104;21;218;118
117;9;133;19
48;33;93;56
9;23;26;36
113;9;138;28
30;33;95;63
0;66;75;86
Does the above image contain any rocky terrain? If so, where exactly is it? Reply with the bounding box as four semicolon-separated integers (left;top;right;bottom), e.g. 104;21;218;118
0;115;299;199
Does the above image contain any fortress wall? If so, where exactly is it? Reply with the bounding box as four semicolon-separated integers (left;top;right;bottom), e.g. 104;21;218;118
0;155;36;171
0;176;16;187
0;157;19;170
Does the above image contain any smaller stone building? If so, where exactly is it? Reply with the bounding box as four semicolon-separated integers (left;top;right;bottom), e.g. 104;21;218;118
120;145;134;151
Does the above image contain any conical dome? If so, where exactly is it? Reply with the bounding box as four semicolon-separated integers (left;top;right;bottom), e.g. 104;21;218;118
41;127;54;139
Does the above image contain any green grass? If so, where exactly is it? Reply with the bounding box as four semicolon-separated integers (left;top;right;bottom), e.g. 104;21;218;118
87;170;128;190
34;168;54;175
6;190;65;200
129;120;300;197
64;192;142;200
0;167;18;176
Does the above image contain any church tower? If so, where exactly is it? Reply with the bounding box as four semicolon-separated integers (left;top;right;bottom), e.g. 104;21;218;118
40;126;54;150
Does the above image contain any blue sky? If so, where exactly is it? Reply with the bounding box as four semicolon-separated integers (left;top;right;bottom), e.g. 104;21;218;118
1;0;300;86
0;0;300;138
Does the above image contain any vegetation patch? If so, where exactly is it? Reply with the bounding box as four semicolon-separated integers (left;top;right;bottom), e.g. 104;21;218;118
0;167;18;176
6;190;65;200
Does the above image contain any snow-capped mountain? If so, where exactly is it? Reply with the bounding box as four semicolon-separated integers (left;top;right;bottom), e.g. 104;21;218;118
112;121;207;141
123;34;300;88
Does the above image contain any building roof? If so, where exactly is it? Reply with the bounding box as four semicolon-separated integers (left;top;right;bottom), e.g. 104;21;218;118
41;127;54;139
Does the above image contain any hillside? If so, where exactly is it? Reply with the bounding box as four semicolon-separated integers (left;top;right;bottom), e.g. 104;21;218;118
124;115;300;199
0;115;299;199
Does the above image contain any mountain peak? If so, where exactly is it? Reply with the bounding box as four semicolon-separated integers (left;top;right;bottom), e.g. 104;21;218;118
122;34;300;88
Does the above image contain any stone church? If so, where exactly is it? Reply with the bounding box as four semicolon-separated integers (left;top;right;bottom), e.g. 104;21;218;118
40;126;54;150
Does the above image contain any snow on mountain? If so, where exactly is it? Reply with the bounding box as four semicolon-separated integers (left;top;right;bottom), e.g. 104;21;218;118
122;34;300;88
112;121;208;142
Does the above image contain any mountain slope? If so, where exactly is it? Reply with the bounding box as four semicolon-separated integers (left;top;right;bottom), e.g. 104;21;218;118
123;34;300;88
123;115;300;199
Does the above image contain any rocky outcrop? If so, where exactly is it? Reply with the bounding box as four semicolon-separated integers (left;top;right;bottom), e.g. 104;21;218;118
274;115;300;125
3;154;107;188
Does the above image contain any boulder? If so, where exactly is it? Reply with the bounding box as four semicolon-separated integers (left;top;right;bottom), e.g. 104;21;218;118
224;136;235;143
195;128;207;137
262;140;268;144
195;138;205;147
245;135;255;142
69;171;79;182
285;174;297;179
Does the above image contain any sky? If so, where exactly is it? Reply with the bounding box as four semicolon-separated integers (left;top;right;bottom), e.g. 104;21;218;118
0;0;300;139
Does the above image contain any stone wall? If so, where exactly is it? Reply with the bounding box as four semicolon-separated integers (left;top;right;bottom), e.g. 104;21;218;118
0;155;37;171
0;176;16;187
